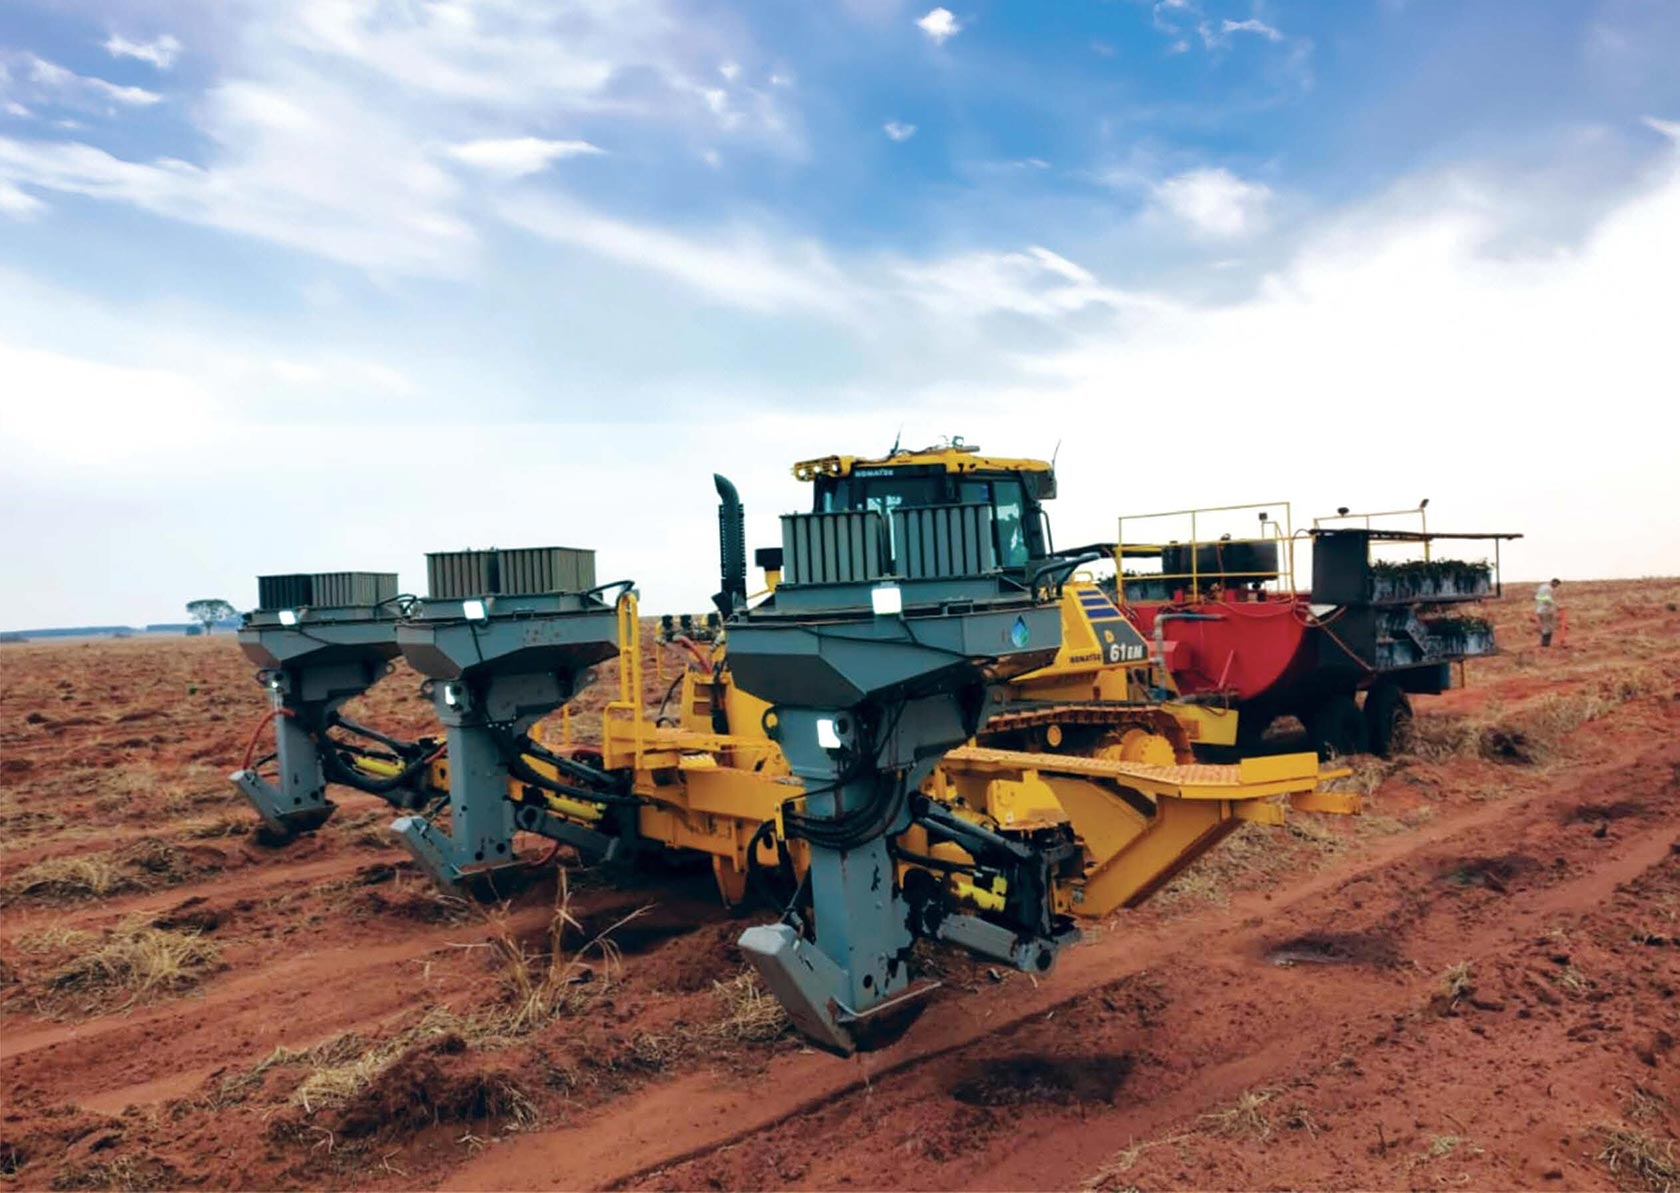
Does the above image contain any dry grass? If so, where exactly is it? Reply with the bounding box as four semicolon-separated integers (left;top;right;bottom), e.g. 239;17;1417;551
281;1008;479;1113
179;813;250;840
48;1152;180;1192
1412;664;1675;767
702;971;791;1043
13;925;96;956
1423;1133;1477;1160
1152;812;1349;914
1596;1124;1678;1192
49;920;220;1003
1626;1086;1670;1124
1438;960;1475;1008
615;971;791;1071
1202;1087;1277;1139
488;876;645;1033
1;837;202;907
1081;1134;1193;1190
1320;756;1396;799
219;880;649;1117
2;853;132;902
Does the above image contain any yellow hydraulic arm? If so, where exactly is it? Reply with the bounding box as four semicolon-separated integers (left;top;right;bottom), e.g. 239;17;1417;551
931;746;1358;917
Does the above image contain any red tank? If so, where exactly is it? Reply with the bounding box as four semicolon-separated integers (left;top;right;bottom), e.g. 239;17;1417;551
1126;592;1315;704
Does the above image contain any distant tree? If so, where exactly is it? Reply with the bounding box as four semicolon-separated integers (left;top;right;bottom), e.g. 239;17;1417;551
185;598;236;635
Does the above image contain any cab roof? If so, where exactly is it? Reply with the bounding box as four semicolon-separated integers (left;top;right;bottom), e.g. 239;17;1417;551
792;440;1053;482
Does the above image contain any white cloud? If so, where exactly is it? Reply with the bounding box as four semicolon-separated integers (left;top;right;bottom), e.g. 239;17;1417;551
274;0;792;146
445;136;604;178
916;7;962;44
282;0;618;106
4;101;30;118
0;2;804;276
896;246;1150;320
0;70;478;276
1153;167;1273;239
1646;116;1680;144
1152;2;1297;62
959;161;1680;582
103;34;183;71
497;195;859;317
698;86;733;122
0;342;216;469
1222;18;1284;42
23;54;162;107
884;120;917;142
0;179;43;217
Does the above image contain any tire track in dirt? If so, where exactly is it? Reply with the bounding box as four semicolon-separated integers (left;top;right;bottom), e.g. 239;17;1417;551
0;848;377;936
2;936;477;1110
448;729;1679;1191
2;871;721;1116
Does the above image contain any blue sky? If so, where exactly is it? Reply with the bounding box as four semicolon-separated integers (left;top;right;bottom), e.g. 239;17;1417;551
1;0;1677;627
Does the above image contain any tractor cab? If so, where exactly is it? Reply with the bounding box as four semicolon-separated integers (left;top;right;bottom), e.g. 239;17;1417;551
794;439;1057;578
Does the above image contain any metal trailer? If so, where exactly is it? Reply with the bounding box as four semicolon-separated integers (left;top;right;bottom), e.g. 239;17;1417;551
1116;503;1521;758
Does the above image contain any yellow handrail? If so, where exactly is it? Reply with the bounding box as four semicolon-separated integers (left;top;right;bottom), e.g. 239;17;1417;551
610;590;645;760
1116;501;1296;603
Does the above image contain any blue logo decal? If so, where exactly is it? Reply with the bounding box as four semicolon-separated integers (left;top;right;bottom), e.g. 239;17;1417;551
1010;614;1030;649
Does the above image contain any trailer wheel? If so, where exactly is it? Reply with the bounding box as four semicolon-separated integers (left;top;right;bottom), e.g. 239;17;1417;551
1308;695;1368;760
1364;683;1413;759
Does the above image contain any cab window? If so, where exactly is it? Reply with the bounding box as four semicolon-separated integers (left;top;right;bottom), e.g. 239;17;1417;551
991;478;1029;567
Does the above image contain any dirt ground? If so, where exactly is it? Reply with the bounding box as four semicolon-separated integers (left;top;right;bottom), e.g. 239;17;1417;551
2;579;1677;1192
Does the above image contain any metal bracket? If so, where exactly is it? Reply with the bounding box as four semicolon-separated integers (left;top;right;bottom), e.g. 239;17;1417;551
514;804;626;863
739;922;939;1056
230;768;335;838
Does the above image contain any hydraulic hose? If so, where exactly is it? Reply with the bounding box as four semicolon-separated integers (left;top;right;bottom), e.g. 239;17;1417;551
239;708;294;771
513;732;627;793
326;711;436;760
504;753;642;808
318;738;443;796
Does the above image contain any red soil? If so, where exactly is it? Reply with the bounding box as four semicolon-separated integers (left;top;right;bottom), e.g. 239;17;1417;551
2;580;1677;1191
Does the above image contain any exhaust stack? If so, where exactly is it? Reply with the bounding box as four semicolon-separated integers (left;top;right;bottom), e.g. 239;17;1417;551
712;473;747;617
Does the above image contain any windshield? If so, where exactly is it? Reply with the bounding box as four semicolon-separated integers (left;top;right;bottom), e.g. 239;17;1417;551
819;471;1037;571
819;476;942;522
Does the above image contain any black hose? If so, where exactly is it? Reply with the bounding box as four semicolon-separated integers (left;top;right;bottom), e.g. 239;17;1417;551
327;711;434;760
512;732;627;793
653;670;687;727
744;818;796;909
504;754;642;807
914;799;1034;863
779;700;910;851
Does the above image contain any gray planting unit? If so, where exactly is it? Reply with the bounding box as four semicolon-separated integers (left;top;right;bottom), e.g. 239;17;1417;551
730;499;1067;1056
390;548;621;890
231;575;408;837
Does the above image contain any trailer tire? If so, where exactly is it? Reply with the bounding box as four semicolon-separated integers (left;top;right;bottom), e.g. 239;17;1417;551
1364;683;1413;759
1309;695;1368;760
